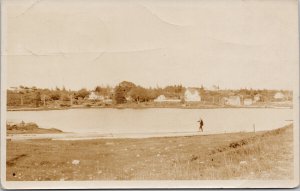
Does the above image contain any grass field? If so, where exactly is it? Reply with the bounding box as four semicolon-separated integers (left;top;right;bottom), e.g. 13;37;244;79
6;124;293;181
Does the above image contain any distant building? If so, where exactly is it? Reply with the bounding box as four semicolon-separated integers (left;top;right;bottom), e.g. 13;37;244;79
103;99;113;104
8;87;18;91
154;95;166;102
274;92;285;100
125;96;133;102
88;92;104;101
253;94;261;102
154;95;181;103
184;88;201;102
243;98;253;106
8;86;31;93
224;96;241;106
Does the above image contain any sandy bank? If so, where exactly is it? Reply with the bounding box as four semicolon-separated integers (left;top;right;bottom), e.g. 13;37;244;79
7;131;224;141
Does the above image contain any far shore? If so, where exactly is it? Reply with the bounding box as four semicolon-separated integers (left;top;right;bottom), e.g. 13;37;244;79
7;103;293;112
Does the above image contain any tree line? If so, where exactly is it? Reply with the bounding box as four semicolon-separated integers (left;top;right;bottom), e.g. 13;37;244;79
7;82;185;107
7;82;292;107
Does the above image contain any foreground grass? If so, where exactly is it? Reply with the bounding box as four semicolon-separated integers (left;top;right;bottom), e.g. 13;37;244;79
7;124;293;180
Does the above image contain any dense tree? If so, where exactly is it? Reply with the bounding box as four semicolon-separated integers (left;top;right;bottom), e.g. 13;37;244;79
75;88;89;99
114;85;127;104
119;81;136;92
129;86;150;103
147;87;160;100
61;93;71;101
113;81;136;104
95;86;111;97
50;91;61;100
163;85;185;99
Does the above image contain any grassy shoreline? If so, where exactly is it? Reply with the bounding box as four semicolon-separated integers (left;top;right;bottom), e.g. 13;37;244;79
6;122;63;135
6;124;293;181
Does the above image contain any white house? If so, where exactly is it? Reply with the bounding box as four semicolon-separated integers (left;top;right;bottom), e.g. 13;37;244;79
154;95;181;103
154;95;166;102
243;98;253;106
8;87;18;91
103;99;113;104
125;96;133;102
88;92;104;101
253;94;261;102
184;88;201;102
274;92;285;100
225;96;241;106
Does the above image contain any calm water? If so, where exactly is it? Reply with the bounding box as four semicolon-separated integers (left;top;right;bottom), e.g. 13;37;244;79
7;108;292;134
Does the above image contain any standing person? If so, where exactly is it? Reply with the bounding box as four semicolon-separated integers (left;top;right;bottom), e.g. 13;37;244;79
197;118;204;132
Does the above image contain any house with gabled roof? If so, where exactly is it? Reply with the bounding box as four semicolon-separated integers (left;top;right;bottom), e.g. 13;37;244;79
184;88;201;102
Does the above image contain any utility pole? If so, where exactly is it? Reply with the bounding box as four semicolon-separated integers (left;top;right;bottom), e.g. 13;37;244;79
241;95;244;105
43;95;46;107
70;94;73;106
19;90;24;106
20;95;23;106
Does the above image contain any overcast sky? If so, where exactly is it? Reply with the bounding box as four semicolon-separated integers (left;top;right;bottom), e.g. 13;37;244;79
3;0;299;90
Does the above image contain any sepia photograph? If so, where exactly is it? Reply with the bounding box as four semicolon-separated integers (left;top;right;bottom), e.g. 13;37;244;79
1;0;299;189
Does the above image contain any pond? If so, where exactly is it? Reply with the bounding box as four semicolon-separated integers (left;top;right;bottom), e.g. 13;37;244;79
6;108;293;135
